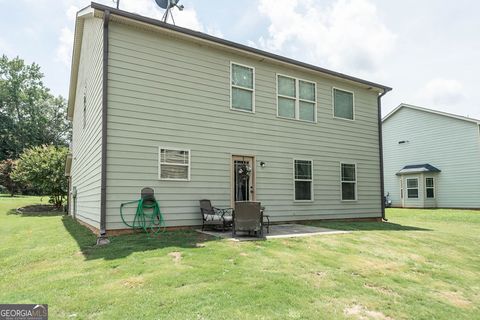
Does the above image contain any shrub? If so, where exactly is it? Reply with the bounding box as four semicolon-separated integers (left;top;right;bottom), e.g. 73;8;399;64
0;159;19;196
12;145;68;207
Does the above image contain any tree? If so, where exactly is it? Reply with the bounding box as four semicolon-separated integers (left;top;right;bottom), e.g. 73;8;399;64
12;145;68;207
0;55;71;161
0;159;19;196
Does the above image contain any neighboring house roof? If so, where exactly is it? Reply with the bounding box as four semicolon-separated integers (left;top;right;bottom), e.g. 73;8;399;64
396;164;441;176
383;103;480;124
68;2;391;119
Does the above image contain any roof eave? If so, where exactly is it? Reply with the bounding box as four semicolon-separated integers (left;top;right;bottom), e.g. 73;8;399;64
67;6;95;121
383;103;480;124
89;2;391;93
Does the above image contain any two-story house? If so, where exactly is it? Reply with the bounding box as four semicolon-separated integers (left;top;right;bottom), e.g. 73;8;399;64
383;104;480;208
65;3;392;237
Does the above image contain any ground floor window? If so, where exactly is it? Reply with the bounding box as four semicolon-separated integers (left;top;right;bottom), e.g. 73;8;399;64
159;148;190;181
426;177;435;198
294;160;313;201
406;178;419;198
341;163;357;200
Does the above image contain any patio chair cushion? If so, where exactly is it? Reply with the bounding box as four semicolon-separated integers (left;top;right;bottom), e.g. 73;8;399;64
204;214;232;222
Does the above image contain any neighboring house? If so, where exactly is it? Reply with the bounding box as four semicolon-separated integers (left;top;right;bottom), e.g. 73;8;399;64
65;2;391;237
383;104;480;208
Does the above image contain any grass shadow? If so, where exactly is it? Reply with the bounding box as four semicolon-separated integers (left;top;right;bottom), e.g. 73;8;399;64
7;208;66;217
306;221;432;232
62;216;217;261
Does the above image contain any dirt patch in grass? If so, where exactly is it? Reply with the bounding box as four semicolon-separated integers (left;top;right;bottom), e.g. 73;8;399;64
437;291;472;308
364;283;399;297
344;304;394;320
122;276;145;289
17;205;61;213
169;251;182;263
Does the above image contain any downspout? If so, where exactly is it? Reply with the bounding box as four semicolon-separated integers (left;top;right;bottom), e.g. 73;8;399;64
378;89;389;221
98;9;110;244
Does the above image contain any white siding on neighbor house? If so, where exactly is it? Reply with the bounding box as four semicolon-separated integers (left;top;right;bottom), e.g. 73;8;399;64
383;107;480;208
70;17;104;228
104;22;383;229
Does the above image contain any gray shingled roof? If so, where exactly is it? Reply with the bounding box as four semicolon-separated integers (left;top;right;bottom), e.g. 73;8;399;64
396;164;441;175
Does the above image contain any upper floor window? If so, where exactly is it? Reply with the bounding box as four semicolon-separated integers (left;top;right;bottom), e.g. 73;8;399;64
83;85;87;129
159;148;191;181
333;88;354;120
341;163;357;201
277;75;316;122
231;63;254;112
425;177;435;198
294;159;313;201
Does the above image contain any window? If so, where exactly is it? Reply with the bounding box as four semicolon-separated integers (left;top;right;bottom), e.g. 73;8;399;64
231;63;254;112
294;160;313;201
159;148;190;181
426;178;435;198
333;88;354;120
406;178;419;198
277;75;316;122
82;90;87;129
341;163;357;201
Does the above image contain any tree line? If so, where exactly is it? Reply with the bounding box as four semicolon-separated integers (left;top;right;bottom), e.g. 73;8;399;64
0;55;71;207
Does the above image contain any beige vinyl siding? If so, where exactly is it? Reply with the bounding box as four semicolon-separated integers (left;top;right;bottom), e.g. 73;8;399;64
70;17;104;228
383;107;480;208
105;22;382;229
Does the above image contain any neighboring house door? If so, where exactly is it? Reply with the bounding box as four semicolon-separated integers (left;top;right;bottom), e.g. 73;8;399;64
232;156;255;204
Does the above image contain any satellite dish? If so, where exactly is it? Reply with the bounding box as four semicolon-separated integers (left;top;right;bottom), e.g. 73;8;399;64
155;0;184;24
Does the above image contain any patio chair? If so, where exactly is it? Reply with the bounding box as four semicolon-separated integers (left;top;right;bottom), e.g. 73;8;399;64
233;201;264;238
199;199;233;231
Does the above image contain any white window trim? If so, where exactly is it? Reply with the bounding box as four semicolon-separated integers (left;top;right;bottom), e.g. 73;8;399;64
340;162;358;201
406;177;419;199
230;62;255;113
158;147;191;181
425;177;435;199
276;74;317;123
332;87;356;121
293;159;314;202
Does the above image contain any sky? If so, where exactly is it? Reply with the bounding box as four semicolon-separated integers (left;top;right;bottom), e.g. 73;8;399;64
0;0;479;119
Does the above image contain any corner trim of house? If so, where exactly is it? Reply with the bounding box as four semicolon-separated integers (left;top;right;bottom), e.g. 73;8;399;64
99;9;110;239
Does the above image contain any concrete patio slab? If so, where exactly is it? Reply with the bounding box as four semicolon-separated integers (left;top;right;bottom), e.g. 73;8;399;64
196;223;349;241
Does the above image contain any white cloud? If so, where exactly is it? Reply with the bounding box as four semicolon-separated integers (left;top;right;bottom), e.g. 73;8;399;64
419;78;466;107
0;37;14;56
56;26;74;66
253;0;396;75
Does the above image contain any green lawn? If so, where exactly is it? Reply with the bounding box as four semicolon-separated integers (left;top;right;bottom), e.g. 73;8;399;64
0;195;479;319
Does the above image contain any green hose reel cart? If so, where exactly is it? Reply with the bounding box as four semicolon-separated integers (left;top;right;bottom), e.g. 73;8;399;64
120;187;165;235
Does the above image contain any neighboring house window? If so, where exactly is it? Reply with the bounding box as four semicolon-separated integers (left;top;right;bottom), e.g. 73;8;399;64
159;148;190;181
277;75;316;122
333;88;354;120
294;160;313;201
231;63;254;112
82;92;87;129
341;163;357;201
425;178;435;198
406;178;419;198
